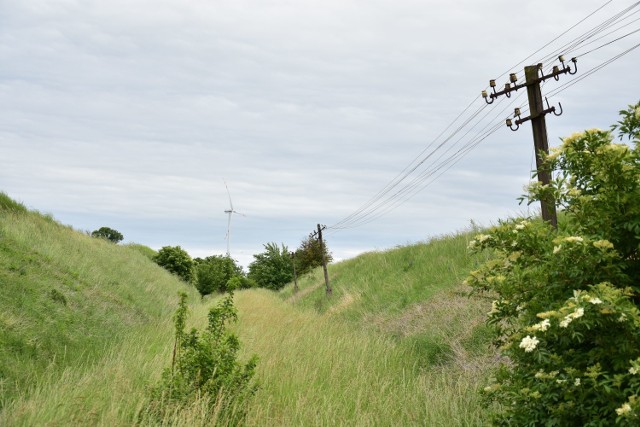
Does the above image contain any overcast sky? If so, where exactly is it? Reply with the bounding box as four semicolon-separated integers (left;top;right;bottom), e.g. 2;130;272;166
1;0;639;268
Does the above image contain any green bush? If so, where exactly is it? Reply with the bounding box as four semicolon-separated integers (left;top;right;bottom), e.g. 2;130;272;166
91;226;124;244
467;101;640;425
294;235;332;276
194;255;243;296
154;246;194;283
146;292;258;425
248;243;293;291
226;275;256;291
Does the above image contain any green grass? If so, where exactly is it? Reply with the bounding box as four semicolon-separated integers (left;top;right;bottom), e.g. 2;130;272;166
0;192;203;424
0;192;497;425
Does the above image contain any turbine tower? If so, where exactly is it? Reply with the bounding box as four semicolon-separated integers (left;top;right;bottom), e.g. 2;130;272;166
223;179;245;257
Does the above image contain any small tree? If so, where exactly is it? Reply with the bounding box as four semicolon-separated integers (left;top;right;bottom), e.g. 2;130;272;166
194;255;243;296
154;246;194;283
91;226;123;244
468;101;640;425
295;235;333;276
146;292;258;424
248;242;293;291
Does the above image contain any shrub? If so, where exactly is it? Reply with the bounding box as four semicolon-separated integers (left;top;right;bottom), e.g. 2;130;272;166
467;101;640;425
154;246;194;283
294;235;333;276
226;275;256;291
91;226;124;244
194;255;243;296
248;243;293;290
146;292;258;425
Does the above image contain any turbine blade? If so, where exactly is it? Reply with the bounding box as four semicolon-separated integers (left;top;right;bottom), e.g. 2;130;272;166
223;178;234;211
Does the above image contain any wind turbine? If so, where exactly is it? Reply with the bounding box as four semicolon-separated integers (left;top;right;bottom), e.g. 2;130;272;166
223;179;245;257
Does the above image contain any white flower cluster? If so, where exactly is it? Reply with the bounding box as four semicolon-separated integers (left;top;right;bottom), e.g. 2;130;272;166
616;403;632;416
635;106;640;120
519;335;539;352
531;319;551;332
564;236;584;244
559;307;584;328
468;234;491;249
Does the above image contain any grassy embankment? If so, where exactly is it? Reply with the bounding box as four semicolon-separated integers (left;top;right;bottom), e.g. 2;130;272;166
0;192;496;425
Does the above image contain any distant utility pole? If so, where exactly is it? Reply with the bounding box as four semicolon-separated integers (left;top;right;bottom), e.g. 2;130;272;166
311;224;332;296
290;251;299;293
482;55;578;229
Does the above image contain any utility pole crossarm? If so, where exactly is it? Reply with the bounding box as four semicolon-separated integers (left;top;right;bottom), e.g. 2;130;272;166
481;55;576;229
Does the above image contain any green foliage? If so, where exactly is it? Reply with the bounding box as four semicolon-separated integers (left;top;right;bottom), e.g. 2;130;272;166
227;275;257;291
0;196;199;422
611;101;640;141
248;242;293;291
193;255;243;296
294;235;333;276
91;226;124;244
468;101;640;425
147;292;258;425
154;246;194;283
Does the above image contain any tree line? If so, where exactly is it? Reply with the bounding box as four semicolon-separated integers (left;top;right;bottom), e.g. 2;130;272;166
90;226;332;297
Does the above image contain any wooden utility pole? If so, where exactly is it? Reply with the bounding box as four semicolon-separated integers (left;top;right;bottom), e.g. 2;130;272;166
290;251;299;293
312;224;332;296
524;65;557;228
482;55;577;229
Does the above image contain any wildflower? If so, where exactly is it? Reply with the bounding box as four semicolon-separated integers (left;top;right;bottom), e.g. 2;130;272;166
515;221;529;230
476;234;491;243
467;239;476;249
572;307;585;319
488;300;500;315
519;335;539;352
556;379;567;384
575;378;581;386
564;236;584;243
560;317;572;328
537;310;557;319
619;313;628;322
547;146;562;161
616;403;632;416
531;319;551;332
535;370;545;379
553;245;562;254
593;240;614;250
562;131;585;146
629;367;638;375
588;297;603;305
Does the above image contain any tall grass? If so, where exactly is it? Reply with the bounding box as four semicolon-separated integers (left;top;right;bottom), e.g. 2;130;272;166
0;196;202;423
1;192;495;425
233;289;492;426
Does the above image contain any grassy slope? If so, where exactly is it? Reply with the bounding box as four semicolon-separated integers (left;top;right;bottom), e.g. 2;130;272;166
0;192;495;425
235;233;497;426
0;193;202;425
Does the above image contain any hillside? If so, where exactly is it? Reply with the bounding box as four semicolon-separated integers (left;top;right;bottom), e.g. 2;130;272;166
0;193;201;424
0;192;495;425
235;234;496;426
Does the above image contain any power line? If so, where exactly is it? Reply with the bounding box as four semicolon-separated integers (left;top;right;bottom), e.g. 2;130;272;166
326;1;639;233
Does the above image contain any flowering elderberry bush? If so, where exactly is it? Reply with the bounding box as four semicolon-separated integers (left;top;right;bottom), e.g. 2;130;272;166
467;101;640;426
